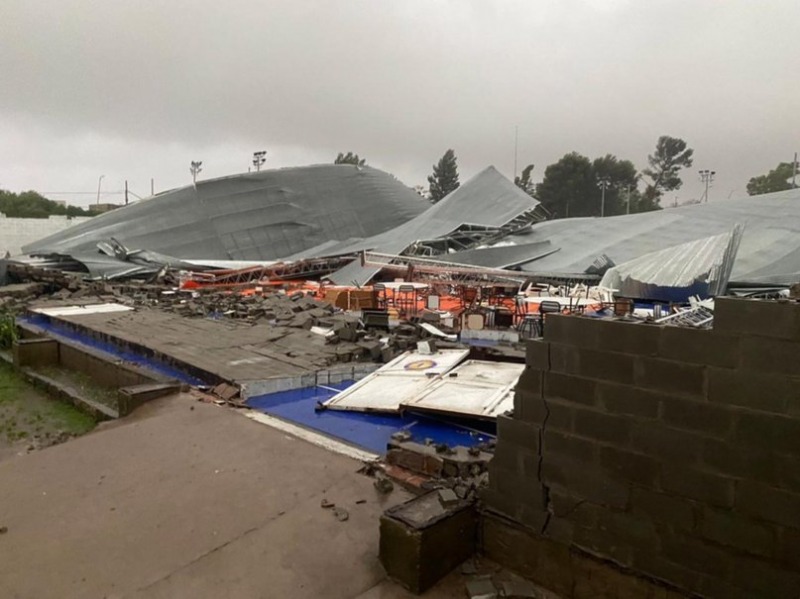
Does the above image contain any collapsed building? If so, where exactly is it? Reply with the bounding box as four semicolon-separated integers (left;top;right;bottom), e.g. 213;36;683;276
2;164;800;598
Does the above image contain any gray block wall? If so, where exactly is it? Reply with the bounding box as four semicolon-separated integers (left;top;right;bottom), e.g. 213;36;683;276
483;297;800;599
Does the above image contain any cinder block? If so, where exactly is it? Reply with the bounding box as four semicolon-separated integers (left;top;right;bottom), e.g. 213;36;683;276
525;340;549;370
480;487;522;522
573;407;632;446
629;488;697;532
595;382;661;418
702;439;781;487
577;348;635;385
515;367;543;395
481;513;574;598
734;411;800;457
544;372;597;406
544;314;600;347
541;454;630;509
542;429;596;463
541;397;574;432
699;507;774;558
661;397;734;438
740;335;800;376
490;442;539;481
715;297;800;341
598;445;660;487
488;464;547;511
595;320;661;356
659;530;731;580
496;414;540;454
729;554;800;599
548;490;599;528
633;357;706;398
380;493;477;594
630;422;705;465
776;526;800;570
513;388;546;424
661;464;735;508
602;511;660;549
707;367;798;414
549;343;579;374
573;526;635;568
630;553;704;599
657;326;740;370
736;480;800;529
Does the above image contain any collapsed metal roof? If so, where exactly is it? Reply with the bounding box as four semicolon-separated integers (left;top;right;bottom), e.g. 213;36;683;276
501;187;800;286
294;166;542;285
22;164;429;262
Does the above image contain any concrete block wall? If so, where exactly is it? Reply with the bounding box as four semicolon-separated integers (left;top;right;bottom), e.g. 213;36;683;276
0;213;91;256
483;298;800;599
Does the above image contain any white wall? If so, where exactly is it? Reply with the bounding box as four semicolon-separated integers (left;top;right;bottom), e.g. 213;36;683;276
0;213;92;256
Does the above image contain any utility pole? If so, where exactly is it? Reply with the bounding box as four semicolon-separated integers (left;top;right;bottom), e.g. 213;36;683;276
597;177;611;217
626;184;632;215
124;180;129;205
513;125;518;180
151;178;154;196
793;152;798;188
190;161;203;184
699;169;716;202
96;174;105;205
252;151;267;172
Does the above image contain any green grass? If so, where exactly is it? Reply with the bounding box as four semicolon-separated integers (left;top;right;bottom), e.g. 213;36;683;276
0;363;96;440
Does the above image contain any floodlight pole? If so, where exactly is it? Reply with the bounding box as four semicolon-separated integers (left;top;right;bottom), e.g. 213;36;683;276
699;169;716;202
793;152;798;189
597;178;611;217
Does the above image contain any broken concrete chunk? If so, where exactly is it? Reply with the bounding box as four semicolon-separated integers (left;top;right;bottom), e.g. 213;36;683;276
438;488;459;508
465;577;498;599
374;478;394;494
332;507;349;522
500;579;541;598
320;498;335;509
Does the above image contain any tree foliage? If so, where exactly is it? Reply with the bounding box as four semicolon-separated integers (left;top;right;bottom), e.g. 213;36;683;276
427;149;460;203
334;152;365;166
0;190;93;219
514;164;536;197
746;162;795;196
642;135;694;202
535;152;644;218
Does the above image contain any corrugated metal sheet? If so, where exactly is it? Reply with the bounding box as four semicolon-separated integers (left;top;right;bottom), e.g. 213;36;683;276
296;166;540;285
510;188;800;286
401;360;524;420
322;349;470;413
22;164;429;262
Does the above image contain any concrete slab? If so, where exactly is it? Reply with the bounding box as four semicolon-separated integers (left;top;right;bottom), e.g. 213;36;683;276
0;394;434;599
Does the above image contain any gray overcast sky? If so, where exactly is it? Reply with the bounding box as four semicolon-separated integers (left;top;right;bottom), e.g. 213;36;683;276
1;0;798;207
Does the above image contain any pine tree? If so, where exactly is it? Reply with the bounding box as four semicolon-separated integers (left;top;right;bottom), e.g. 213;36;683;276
427;149;460;203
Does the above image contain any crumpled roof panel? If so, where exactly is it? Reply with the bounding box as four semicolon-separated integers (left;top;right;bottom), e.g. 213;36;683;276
309;166;540;284
22;165;429;261
511;187;800;286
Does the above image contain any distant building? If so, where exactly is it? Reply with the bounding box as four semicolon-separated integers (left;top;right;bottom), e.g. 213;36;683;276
89;203;123;214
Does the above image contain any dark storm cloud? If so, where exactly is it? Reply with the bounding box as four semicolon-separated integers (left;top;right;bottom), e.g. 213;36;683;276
1;0;798;202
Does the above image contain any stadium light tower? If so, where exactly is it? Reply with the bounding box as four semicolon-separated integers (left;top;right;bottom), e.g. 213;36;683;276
699;169;716;202
252;151;267;172
190;161;203;184
597;177;611;217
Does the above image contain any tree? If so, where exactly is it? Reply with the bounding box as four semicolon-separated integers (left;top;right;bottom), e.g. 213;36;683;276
536;152;645;218
334;152;365;166
535;153;594;217
642;136;694;205
0;189;93;219
514;164;536;197
427;149;460;203
746;162;795;196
